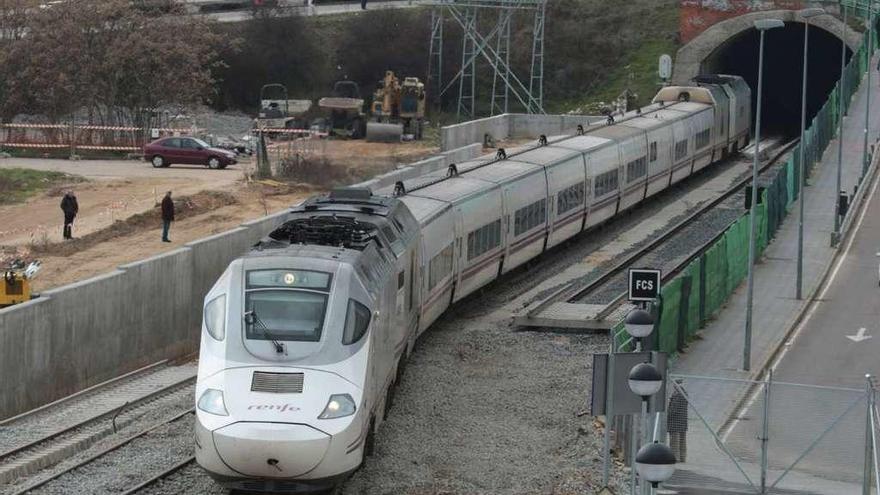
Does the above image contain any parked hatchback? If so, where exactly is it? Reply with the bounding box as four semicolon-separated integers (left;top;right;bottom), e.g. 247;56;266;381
144;137;237;169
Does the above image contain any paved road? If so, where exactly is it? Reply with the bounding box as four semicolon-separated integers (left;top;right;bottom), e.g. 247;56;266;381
0;156;245;183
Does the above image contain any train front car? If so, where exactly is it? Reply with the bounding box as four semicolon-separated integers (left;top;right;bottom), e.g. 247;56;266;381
194;188;418;493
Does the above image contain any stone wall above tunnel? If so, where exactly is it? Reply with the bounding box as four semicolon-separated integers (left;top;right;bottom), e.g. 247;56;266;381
673;9;861;85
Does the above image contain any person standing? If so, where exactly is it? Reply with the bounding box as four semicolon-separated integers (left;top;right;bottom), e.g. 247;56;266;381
60;190;79;240
161;191;174;243
361;0;367;9
667;379;689;462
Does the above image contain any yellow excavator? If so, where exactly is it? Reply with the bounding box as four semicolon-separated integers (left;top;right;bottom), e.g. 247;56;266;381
367;71;426;142
1;260;40;308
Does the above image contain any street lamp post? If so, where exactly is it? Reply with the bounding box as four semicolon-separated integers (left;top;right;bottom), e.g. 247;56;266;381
628;362;664;495
624;308;655;352
635;441;677;495
835;2;849;243
744;18;785;371
796;8;826;301
621;308;657;495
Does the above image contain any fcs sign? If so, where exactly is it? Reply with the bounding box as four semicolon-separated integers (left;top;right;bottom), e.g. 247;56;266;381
628;268;661;302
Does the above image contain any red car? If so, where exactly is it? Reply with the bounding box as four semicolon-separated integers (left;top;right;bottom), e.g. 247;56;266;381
144;136;237;169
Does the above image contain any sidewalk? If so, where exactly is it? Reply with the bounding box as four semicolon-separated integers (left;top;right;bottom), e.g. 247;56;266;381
672;63;880;423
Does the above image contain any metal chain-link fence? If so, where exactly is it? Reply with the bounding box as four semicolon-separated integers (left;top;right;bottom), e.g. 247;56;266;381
660;374;874;494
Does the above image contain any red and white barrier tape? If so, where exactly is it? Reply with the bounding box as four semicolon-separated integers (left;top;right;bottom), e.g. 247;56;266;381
252;128;328;136
1;123;203;133
1;142;139;151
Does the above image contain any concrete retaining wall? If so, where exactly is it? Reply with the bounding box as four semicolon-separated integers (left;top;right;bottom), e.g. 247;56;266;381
439;113;601;151
353;143;482;191
0;218;280;419
440;115;509;152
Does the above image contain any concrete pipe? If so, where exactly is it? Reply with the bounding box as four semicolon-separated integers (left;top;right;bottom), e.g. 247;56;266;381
366;122;403;143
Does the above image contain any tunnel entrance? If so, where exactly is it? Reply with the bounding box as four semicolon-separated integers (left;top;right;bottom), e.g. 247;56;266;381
702;23;852;137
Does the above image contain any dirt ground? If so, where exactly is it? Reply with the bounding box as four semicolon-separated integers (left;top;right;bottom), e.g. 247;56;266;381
0;157;246;246
23;186;312;292
0;138;443;292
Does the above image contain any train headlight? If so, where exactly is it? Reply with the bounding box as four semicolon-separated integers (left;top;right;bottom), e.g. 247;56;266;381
318;394;356;419
197;388;229;416
204;295;226;341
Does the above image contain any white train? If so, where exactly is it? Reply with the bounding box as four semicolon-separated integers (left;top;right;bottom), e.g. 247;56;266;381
193;75;751;492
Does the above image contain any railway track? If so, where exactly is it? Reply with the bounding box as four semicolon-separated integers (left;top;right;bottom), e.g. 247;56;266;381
8;410;195;495
0;361;197;488
514;138;799;329
118;456;197;495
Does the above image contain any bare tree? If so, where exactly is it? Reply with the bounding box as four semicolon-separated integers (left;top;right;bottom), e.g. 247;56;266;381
0;0;226;127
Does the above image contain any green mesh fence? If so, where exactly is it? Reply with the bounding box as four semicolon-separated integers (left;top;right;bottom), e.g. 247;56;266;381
684;258;701;338
614;24;876;357
657;277;682;354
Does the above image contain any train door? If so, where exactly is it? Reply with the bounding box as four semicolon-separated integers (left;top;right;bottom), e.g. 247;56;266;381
451;206;465;303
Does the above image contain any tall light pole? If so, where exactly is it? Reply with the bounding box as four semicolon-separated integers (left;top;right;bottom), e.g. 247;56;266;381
796;8;827;301
834;2;848;243
863;3;875;179
744;18;784;372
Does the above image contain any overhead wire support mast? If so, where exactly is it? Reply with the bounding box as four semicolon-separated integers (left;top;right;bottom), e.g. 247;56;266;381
427;0;548;120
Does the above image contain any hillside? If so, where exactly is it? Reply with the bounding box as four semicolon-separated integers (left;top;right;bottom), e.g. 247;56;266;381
212;0;681;119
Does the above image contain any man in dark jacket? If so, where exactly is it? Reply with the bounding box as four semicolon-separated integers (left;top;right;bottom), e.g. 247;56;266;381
161;191;174;243
667;379;688;462
60;190;79;240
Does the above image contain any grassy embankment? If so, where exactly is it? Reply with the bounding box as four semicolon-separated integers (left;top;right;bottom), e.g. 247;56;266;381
0;168;83;205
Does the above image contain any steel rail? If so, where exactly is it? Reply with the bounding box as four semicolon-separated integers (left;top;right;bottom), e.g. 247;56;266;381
0;375;196;463
119;456;197;495
9;409;196;495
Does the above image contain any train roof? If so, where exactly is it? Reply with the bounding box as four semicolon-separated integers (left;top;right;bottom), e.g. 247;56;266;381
464;159;543;184
589;124;644;141
506;145;581;166
552;135;613;152
397;194;450;224
620;115;674;130
295;187;403;217
408;176;496;204
245;243;359;264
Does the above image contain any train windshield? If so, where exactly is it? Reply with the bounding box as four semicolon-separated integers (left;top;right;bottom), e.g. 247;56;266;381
244;270;331;342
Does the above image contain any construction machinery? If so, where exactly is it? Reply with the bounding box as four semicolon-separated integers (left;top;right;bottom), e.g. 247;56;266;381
256;83;312;134
317;80;367;139
367;71;426;142
1;260;40;308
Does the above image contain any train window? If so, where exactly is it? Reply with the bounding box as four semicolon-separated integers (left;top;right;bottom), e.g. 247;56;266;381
674;140;688;161
247;270;331;291
695;129;711;150
245;290;328;342
428;244;454;290
514;199;546;236
467;219;502;260
595;170;619;197
626;156;647;182
649;142;658;162
381;225;405;256
342;299;371;345
557;182;585;215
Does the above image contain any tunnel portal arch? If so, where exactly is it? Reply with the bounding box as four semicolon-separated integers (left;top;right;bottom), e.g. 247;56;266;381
673;9;862;135
673;9;861;85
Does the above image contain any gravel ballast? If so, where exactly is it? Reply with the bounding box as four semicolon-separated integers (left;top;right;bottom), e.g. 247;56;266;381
28;414;194;495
